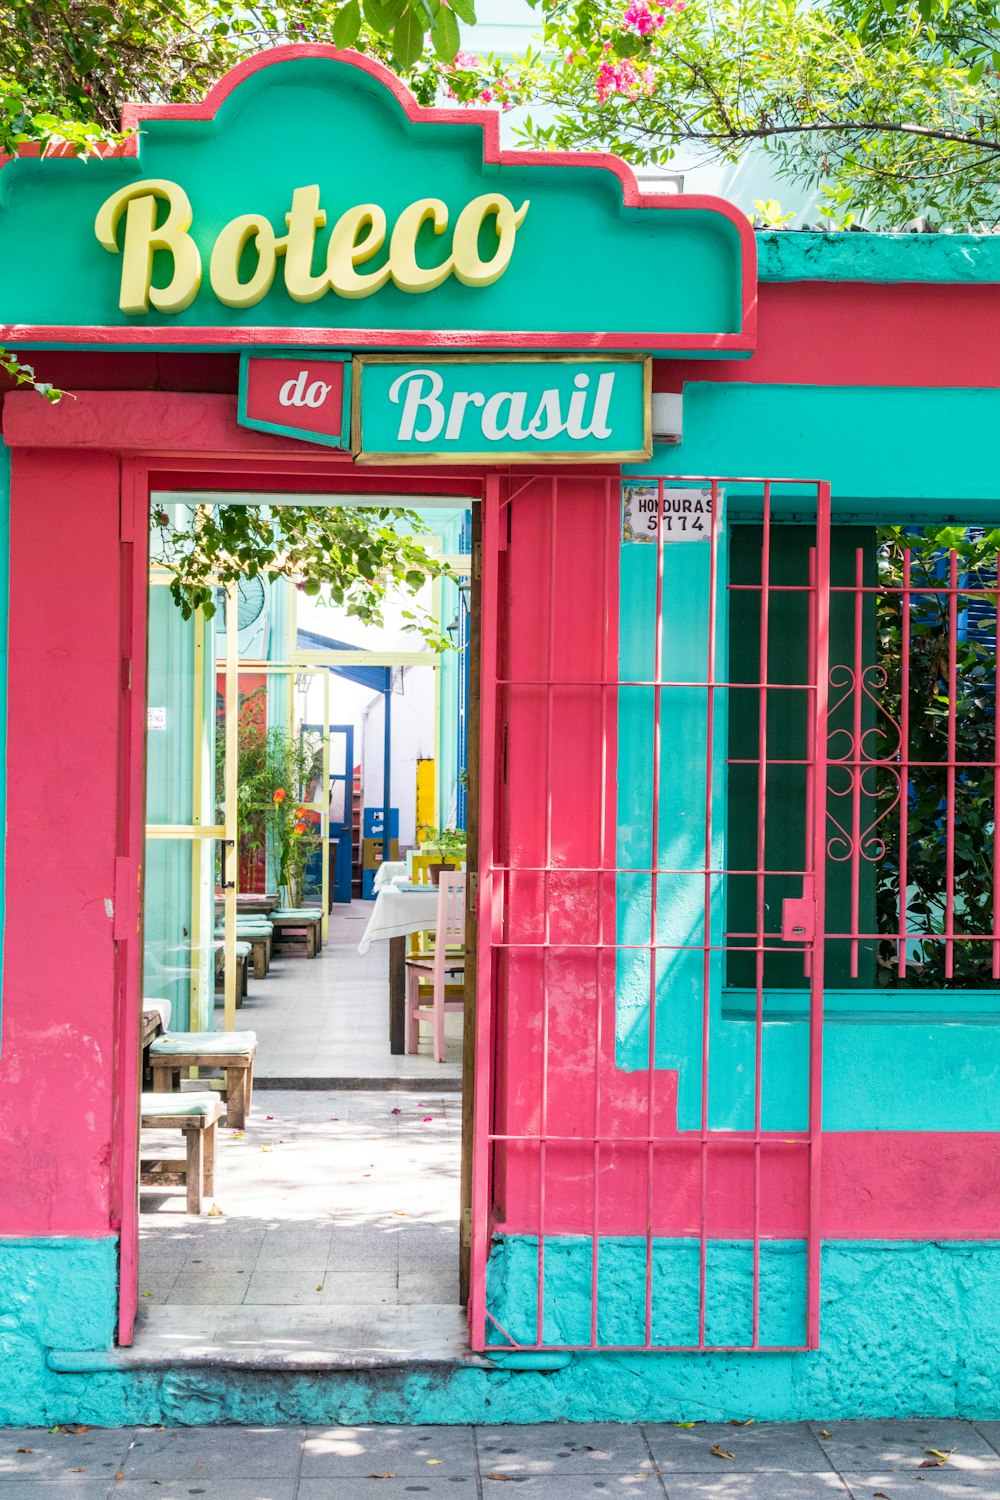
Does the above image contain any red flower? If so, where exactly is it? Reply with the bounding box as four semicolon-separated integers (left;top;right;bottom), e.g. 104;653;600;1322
273;788;286;803
293;821;307;835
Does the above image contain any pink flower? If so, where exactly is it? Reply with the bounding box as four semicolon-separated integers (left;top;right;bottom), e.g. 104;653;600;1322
596;61;618;100
622;2;660;34
454;49;477;67
595;58;642;100
479;88;494;103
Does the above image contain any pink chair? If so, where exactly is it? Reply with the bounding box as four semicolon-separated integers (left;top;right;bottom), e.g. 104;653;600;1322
405;871;466;1062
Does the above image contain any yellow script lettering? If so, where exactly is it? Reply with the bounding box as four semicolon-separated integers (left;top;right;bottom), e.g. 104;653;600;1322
94;179;202;315
452;194;530;288
327;204;392;300
389;199;453;294
209;214;279;310
94;181;530;312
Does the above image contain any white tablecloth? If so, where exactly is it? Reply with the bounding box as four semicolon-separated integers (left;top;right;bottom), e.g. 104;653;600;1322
373;860;407;892
358;885;439;954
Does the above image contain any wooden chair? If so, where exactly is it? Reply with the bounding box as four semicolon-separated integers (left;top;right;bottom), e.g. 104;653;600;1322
149;1030;258;1129
405;871;466;1063
140;1091;225;1215
409;852;437;885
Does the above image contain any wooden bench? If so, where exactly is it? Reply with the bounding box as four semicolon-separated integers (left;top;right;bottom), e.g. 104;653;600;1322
140;1091;225;1215
269;909;324;958
149;1030;258;1129
220;922;272;979
213;941;250;1004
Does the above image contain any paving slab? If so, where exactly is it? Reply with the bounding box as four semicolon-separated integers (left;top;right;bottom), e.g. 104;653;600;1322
661;1477;849;1500
110;1485;296;1500
0;1430;131;1481
840;1473;1000;1499
976;1427;1000;1459
479;1480;663;1497
647;1423;832;1473
300;1425;476;1477
476;1424;656;1475
0;1484;116;1499
122;1426;304;1478
299;1480;477;1500
812;1421;1000;1472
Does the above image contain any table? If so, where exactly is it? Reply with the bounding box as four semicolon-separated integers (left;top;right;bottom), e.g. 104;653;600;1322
358;883;440;1054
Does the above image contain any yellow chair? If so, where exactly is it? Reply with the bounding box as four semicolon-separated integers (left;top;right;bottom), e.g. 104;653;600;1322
409;852;436;885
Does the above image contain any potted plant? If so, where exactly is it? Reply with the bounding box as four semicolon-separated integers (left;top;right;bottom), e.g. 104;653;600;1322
417;824;467;884
219;690;323;904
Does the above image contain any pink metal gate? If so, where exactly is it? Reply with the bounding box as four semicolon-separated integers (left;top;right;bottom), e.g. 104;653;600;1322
469;472;832;1354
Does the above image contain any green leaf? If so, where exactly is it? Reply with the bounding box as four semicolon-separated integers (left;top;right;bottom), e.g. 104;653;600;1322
393;3;426;66
431;5;460;59
448;0;477;25
333;0;363;46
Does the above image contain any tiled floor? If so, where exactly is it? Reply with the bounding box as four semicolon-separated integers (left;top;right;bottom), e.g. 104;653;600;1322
5;1421;1000;1498
138;1089;462;1309
138;902;466;1354
230;900;462;1082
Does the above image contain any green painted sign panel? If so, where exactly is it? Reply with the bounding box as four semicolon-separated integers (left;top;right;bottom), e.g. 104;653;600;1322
0;49;753;353
353;355;650;462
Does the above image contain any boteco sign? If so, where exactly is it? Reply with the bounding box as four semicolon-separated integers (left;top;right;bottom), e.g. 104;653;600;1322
0;47;755;354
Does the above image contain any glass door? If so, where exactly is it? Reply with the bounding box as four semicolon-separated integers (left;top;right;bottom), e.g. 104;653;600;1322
145;576;239;1033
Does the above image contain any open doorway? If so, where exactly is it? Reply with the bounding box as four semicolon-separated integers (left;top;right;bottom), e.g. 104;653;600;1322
136;485;479;1358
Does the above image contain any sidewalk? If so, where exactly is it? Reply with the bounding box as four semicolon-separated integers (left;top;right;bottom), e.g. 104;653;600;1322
3;1420;1000;1498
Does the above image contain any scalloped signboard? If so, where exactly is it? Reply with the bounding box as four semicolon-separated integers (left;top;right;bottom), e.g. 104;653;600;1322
0;47;755;354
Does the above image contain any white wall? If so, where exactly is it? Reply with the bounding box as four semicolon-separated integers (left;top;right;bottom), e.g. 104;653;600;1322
361;666;437;848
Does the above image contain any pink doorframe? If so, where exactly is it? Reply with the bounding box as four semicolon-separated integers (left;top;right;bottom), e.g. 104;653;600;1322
1;385;541;1343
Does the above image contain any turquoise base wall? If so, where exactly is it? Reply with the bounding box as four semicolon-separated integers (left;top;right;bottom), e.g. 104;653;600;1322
0;1238;119;1426
5;1234;1000;1426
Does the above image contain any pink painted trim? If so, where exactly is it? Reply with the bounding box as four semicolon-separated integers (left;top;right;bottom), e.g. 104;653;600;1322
493;1133;1000;1242
0;325;754;354
111;459;150;1346
468;473;503;1352
0;45;755;352
655;283;1000;390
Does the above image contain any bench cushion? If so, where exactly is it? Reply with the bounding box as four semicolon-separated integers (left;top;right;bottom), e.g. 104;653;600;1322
151;1031;257;1058
140;1091;223;1120
271;909;323;920
234;941;252;957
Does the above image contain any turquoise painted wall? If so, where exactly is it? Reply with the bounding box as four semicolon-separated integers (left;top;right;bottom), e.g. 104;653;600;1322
617;386;1000;1133
0;1238;119;1426
3;1232;1000;1424
666;384;1000;515
616;491;731;1119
